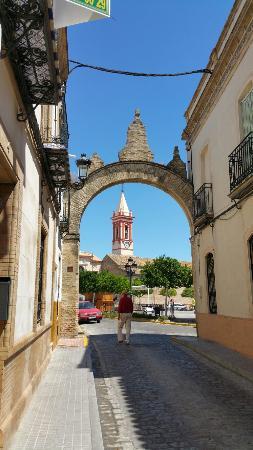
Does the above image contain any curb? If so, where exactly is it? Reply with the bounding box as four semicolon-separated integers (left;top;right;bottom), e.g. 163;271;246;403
172;336;253;385
81;332;104;450
102;316;196;327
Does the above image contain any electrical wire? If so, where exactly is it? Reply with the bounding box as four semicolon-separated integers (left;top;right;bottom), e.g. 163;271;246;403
68;59;212;78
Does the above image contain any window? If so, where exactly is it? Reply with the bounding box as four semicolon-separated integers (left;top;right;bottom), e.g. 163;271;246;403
116;227;119;239
240;88;253;138
125;225;129;239
37;232;46;323
206;253;217;314
200;146;209;185
249;235;253;283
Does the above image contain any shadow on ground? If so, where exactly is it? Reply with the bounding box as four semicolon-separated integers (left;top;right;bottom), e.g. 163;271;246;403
78;329;253;450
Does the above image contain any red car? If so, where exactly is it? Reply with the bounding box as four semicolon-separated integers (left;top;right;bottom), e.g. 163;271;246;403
78;301;102;323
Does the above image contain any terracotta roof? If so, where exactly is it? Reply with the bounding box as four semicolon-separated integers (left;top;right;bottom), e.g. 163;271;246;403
107;254;151;265
104;254;192;268
79;252;101;262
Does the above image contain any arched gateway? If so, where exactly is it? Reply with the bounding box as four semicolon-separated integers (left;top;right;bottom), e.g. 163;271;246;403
60;111;194;337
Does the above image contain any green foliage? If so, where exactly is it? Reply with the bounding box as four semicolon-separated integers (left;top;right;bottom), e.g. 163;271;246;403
182;286;195;298
180;265;193;288
132;278;143;286
102;311;117;319
79;270;98;294
141;255;192;290
160;287;177;297
79;270;129;294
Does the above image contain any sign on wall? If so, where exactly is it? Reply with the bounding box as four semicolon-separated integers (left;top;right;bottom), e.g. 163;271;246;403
54;0;110;29
67;0;110;17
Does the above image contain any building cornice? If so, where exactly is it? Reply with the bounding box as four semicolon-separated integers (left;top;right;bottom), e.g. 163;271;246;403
182;0;253;143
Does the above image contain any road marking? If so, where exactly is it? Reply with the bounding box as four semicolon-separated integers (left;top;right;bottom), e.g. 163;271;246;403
83;335;89;348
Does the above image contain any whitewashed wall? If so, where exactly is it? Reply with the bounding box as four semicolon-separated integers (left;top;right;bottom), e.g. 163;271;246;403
191;40;253;319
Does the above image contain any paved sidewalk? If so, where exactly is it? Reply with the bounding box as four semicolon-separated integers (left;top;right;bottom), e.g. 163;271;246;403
9;340;103;450
172;335;253;384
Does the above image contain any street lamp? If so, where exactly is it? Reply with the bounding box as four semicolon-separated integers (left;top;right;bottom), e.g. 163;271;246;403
71;153;92;190
124;257;138;290
59;153;91;236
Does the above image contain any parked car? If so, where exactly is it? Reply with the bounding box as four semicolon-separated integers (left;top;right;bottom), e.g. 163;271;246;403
78;301;102;323
174;303;188;311
143;306;155;316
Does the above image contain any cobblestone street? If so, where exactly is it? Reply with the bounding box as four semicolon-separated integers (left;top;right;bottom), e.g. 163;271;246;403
85;319;253;450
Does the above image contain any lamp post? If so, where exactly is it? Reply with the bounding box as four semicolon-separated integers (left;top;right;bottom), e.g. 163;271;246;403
59;154;91;236
124;257;137;290
71;153;92;190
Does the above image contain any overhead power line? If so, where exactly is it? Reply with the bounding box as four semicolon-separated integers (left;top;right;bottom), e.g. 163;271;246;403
69;59;212;78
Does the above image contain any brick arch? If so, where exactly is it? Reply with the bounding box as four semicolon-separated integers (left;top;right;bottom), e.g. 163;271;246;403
69;161;193;234
61;161;193;338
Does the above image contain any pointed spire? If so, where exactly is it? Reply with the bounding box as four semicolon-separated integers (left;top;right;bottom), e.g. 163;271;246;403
173;145;180;158
134;108;141;121
116;191;129;214
167;146;187;178
118;109;153;162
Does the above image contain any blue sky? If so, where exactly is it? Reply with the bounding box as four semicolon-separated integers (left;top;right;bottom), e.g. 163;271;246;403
66;0;234;261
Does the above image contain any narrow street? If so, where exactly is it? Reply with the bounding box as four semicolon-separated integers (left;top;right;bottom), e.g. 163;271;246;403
84;319;253;450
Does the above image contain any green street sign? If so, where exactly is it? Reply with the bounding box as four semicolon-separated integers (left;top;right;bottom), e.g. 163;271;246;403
68;0;110;17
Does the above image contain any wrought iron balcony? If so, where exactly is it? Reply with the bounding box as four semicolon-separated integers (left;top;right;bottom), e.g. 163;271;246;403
59;191;70;235
42;95;71;189
193;183;213;227
229;132;253;199
59;214;69;235
0;0;60;107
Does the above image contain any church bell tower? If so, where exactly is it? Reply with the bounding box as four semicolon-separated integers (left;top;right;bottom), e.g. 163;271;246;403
112;189;134;256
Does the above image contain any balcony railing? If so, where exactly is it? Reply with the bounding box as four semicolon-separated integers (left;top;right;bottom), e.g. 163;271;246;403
229;132;253;197
42;96;70;190
59;191;70;236
193;183;213;226
0;0;60;106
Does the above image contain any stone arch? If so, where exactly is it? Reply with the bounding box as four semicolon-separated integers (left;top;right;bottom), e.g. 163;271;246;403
60;161;193;337
69;161;193;234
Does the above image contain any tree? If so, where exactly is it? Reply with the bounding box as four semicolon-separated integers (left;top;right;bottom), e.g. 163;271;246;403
160;287;177;297
180;265;193;288
141;256;185;289
79;271;98;294
141;256;192;315
79;270;129;295
182;286;194;298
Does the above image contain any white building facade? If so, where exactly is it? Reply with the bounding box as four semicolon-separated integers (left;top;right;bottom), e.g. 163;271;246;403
183;0;253;358
79;252;101;272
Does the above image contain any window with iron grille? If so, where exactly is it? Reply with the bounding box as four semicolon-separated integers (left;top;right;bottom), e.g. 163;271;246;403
241;89;253;138
206;253;217;314
249;235;253;285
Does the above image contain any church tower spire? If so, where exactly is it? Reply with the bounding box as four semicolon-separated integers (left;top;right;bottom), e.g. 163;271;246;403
112;189;134;256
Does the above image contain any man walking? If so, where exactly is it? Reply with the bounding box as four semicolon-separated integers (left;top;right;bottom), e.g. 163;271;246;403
117;291;133;345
